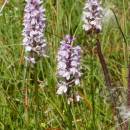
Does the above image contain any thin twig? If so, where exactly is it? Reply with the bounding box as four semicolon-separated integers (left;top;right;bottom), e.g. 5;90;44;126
0;0;8;13
96;39;112;88
96;39;123;130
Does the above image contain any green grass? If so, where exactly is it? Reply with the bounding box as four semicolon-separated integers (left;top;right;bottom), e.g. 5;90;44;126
0;0;130;130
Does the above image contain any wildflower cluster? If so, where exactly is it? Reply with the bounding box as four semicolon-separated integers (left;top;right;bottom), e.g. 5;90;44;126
56;35;81;95
82;0;103;33
23;0;47;64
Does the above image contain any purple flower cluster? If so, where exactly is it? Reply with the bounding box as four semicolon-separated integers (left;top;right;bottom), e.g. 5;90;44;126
57;35;81;95
82;0;103;33
23;0;47;64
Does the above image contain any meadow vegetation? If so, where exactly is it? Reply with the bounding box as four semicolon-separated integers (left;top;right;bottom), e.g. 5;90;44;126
0;0;130;130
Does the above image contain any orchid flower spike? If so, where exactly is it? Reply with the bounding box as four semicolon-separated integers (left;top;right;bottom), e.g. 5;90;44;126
23;0;47;64
57;35;81;96
82;0;103;34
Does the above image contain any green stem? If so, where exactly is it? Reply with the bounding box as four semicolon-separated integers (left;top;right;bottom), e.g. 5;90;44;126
24;86;29;127
91;53;96;130
90;34;96;129
67;104;73;130
65;88;73;130
23;62;29;128
34;64;40;130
